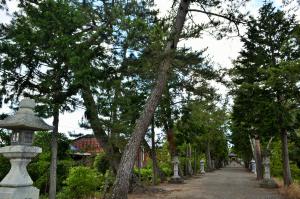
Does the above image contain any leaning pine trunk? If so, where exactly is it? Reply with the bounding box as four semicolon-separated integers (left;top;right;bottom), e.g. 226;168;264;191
110;1;190;198
281;129;292;186
49;105;59;199
254;135;263;180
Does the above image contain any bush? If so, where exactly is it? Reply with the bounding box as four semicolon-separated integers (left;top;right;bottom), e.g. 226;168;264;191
57;166;104;199
159;162;172;177
134;167;152;183
93;152;110;174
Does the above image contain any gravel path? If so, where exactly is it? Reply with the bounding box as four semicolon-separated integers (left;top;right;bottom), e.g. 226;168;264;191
129;162;283;199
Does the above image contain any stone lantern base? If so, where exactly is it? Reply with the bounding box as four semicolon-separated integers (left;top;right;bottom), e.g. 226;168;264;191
0;186;40;199
260;179;278;189
0;145;41;199
169;176;184;184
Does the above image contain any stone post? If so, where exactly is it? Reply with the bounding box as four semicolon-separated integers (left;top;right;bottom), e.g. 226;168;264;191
250;159;256;174
169;156;183;183
260;151;277;188
200;159;205;175
0;98;53;199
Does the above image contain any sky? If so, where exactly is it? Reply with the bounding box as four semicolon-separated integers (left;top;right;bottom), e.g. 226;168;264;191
0;0;299;135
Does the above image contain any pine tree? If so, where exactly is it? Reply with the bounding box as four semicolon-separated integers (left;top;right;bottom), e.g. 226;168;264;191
231;2;300;185
0;0;105;197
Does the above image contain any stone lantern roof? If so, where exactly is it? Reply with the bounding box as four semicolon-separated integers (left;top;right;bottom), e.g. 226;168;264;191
0;98;53;131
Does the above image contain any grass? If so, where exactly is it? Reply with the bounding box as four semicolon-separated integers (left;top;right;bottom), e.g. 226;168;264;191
274;178;300;199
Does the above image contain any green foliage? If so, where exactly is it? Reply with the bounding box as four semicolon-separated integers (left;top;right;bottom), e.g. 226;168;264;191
176;101;229;163
230;2;300;162
33;131;70;159
134;167;153;184
28;131;74;194
133;158;172;184
0;129;10;147
271;140;300;181
159;162;172;177
0;154;10;181
156;143;171;161
93;152;110;174
57;166;103;199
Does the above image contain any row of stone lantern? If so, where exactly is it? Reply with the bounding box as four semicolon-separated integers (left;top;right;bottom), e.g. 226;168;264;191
0;98;53;199
169;156;207;184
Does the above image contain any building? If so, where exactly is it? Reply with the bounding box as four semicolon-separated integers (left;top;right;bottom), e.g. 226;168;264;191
71;134;103;155
71;134;149;167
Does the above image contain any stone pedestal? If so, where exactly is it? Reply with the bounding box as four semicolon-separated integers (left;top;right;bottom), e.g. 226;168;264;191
0;186;40;199
250;159;256;174
169;156;183;184
260;155;277;188
200;159;205;175
0;145;42;199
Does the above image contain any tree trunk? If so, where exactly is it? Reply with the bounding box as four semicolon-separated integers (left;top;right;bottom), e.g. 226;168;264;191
185;144;188;175
206;142;212;171
151;120;159;185
81;87;121;173
194;148;197;174
281;129;292;186
166;128;176;156
137;147;141;182
142;138;165;182
249;135;256;160
49;106;59;199
254;135;263;180
187;143;193;175
110;1;190;198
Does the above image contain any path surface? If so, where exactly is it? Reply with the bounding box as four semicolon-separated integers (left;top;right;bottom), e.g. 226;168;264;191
129;162;283;199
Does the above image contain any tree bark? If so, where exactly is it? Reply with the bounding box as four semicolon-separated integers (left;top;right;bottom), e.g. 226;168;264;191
110;1;190;198
206;142;212;171
254;135;263;180
166;128;176;155
186;143;193;175
281;129;293;186
49;105;59;199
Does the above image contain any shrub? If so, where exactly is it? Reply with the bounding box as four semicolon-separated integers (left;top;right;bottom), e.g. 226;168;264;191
93;152;110;174
159;162;172;177
57;166;104;199
134;167;152;183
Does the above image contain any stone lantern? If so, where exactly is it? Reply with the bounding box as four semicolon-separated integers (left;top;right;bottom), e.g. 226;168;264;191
169;156;183;183
200;159;205;175
250;159;256;174
260;150;278;188
0;98;53;199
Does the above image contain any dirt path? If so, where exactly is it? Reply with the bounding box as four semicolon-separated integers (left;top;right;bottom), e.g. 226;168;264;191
129;162;283;199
